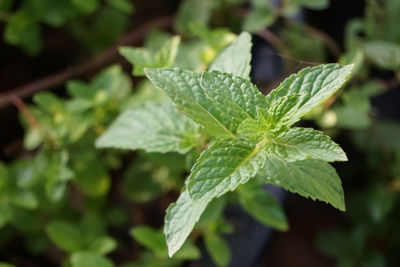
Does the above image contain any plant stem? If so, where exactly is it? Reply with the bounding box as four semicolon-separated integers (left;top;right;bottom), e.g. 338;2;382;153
0;16;174;109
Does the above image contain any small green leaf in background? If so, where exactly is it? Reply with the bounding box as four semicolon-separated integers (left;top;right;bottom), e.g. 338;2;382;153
5;11;41;55
71;0;99;13
46;220;84;253
333;82;381;130
0;263;16;267
204;233;231;267
131;225;200;260
238;180;288;231
89;236;117;255
364;41;400;70
70;252;114;267
175;0;210;36
131;226;168;259
120;36;180;76
242;0;276;33
297;0;329;10
107;0;135;14
96;101;200;153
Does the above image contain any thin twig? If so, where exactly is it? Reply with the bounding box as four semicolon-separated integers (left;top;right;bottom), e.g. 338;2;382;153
9;95;40;129
0;16;174;109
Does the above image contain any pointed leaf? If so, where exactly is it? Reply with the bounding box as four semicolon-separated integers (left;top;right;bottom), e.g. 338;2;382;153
204;233;231;267
209;32;252;79
187;138;267;200
260;157;345;211
265;64;353;125
200;71;267;119
164;190;210;257
266;127;347;162
145;68;235;137
96;101;200;154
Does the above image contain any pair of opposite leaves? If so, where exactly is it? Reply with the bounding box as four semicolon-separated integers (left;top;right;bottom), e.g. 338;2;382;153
97;32;353;257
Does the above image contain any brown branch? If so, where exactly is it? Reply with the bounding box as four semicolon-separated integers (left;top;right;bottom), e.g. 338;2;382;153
0;15;174;109
9;95;40;129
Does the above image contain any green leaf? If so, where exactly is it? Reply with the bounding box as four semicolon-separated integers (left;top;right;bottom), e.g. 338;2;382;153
131;225;200;260
364;41;400;70
297;0;329;10
5;11;41;55
187;138;267;200
265;64;354;126
145;68;235;137
242;4;276;33
107;0;134;14
71;152;110;197
70;252;114;267
200;71;267;120
96;101;200;154
120;36;180;76
204;233;231;267
175;0;211;36
238;180;288;231
164;190;210;257
71;0;99;13
10;191;38;209
260;157;345;211
46;220;84;253
209;32;252;79
266;127;347;162
89;236;117;255
131;226;168;259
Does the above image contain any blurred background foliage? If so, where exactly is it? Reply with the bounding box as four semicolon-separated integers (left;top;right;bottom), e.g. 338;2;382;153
0;0;399;266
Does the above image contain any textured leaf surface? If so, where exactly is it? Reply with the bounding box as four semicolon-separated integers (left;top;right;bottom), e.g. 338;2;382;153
164;190;210;257
201;71;267;119
266;127;347;162
261;157;345;211
96;101;200;153
265;64;353;125
209;32;252;79
145;68;236;137
187;138;267;200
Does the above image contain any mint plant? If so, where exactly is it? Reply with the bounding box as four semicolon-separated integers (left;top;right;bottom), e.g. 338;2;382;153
98;32;353;256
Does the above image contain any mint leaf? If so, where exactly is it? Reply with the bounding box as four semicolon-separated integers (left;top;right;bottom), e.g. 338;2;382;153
120;36;180;76
260;157;345;211
96;101;200;154
144;68;235;137
364;41;400;70
131;225;200;260
70;252;114;267
46;220;84;253
187;138;267;200
238;180;288;231
164;190;209;257
130;226;168;258
266;127;347;162
209;32;252;79
204;233;231;267
265;64;354;126
200;71;267;119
